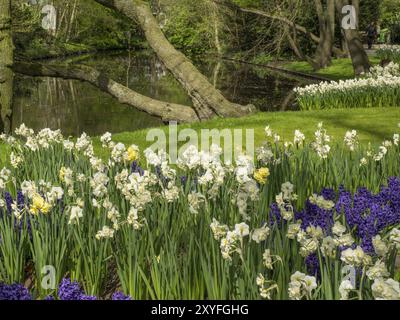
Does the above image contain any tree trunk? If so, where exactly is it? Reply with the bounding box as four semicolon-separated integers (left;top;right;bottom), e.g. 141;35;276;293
210;0;223;55
336;0;370;75
312;0;335;70
94;0;255;120
0;0;13;134
13;62;199;123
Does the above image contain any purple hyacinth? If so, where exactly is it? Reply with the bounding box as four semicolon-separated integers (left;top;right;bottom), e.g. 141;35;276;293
305;254;320;279
295;188;335;232
58;278;83;300
336;177;400;254
131;161;144;176
0;283;32;300
269;203;282;226
58;278;96;300
4;192;13;214
79;295;97;300
17;191;24;211
112;291;132;300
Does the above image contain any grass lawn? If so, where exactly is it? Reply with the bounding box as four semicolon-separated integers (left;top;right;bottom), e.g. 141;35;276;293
46;107;400;160
283;57;381;81
1;108;398;163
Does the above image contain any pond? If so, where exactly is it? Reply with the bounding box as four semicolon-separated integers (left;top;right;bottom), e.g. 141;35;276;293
11;51;307;136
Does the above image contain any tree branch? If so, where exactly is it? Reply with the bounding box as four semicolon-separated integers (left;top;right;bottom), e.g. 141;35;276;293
92;0;255;119
13;62;199;123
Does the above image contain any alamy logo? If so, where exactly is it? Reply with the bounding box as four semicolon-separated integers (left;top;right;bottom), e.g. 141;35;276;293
27;0;57;33
341;5;357;30
41;265;56;290
146;122;255;165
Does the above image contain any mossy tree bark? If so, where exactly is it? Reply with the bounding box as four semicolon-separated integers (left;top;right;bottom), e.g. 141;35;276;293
94;0;255;120
0;0;14;133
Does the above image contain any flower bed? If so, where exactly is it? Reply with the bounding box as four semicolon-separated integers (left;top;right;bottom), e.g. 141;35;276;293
377;45;400;64
0;124;399;300
294;63;400;110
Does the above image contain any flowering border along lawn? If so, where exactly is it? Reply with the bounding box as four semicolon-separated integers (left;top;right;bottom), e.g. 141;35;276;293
294;63;400;110
0;116;400;300
1;107;400;164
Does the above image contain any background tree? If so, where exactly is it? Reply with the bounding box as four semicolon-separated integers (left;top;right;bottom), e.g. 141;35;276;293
0;0;14;133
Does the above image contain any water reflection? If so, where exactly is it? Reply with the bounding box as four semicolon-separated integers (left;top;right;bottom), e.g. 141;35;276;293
11;51;306;136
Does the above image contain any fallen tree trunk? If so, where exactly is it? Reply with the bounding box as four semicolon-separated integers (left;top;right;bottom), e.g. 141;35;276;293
13;62;199;123
0;0;14;133
93;0;255;120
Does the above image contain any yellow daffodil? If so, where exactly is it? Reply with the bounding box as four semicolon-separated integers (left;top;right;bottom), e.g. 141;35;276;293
59;167;66;182
126;145;139;162
29;193;51;215
254;167;270;185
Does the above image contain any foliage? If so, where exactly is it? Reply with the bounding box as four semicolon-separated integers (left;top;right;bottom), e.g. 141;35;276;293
12;0;139;59
163;0;214;56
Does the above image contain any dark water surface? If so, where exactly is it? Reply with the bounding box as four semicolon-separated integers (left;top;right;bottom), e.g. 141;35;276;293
12;51;305;136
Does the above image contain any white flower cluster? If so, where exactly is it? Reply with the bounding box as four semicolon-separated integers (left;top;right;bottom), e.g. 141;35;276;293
0;167;11;192
308;193;335;210
368;62;400;78
371;278;400;300
11;180;64;219
256;273;278;300
337;229;400;300
275;182;297;221
294;130;305;146
376;44;400;63
235;154;259;220
287;220;355;259
218;222;249;261
340;246;372;267
344;130;358;152
312;122;331;159
294;67;400;98
288;271;317;300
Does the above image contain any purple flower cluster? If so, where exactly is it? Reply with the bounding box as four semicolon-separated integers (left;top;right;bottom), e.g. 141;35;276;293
0;283;32;300
269;203;283;225
305;253;320;278
57;278;133;300
268;177;400;274
4;191;13;214
336;177;400;253
0;278;133;300
131;161;144;176
58;278;97;300
112;291;132;300
295;188;336;232
269;178;400;254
